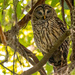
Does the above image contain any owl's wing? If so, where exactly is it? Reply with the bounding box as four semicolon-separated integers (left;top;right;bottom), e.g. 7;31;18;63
54;17;69;52
55;17;66;33
48;17;69;67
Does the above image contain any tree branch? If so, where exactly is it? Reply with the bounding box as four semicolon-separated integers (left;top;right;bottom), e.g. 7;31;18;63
31;0;33;8
0;0;46;75
61;0;66;25
70;7;75;61
4;31;46;75
18;0;45;28
0;25;7;45
70;0;74;7
0;46;8;64
13;0;18;23
0;63;19;75
65;0;73;10
21;30;71;75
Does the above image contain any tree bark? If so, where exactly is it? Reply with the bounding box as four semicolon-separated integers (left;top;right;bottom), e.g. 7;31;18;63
71;7;75;61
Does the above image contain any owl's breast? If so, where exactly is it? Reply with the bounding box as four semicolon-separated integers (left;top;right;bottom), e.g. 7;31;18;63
32;20;61;53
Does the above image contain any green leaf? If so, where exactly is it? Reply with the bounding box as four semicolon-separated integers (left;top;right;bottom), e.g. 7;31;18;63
0;11;2;23
0;0;4;3
16;2;21;19
45;62;53;74
32;71;40;75
64;1;69;9
37;55;43;61
60;0;69;9
51;0;59;7
8;6;13;19
71;69;75;75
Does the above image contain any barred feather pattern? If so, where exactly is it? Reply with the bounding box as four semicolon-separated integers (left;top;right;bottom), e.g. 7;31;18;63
31;4;69;69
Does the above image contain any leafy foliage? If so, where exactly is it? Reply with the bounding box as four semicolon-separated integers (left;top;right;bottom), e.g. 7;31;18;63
0;0;74;75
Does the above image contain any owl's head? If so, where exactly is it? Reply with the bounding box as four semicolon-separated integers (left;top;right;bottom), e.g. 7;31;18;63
32;4;57;22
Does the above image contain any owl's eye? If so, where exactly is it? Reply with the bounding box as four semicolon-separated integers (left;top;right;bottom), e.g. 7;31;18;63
37;11;42;15
47;10;51;13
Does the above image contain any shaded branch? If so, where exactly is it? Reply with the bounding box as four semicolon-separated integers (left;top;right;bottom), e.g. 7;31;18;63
0;46;8;64
50;61;75;75
4;29;46;75
13;0;18;73
31;0;33;8
21;30;71;75
70;7;75;61
13;0;18;23
70;0;74;7
61;0;66;25
18;0;45;28
65;0;73;10
0;0;46;75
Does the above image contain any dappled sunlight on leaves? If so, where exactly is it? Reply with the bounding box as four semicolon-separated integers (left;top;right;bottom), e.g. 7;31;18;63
0;0;73;75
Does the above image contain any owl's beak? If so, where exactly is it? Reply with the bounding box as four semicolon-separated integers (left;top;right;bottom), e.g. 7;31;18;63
44;15;46;19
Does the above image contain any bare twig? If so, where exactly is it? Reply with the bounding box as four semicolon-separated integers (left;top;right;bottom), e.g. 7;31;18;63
13;0;18;75
68;2;75;75
67;61;75;74
70;0;74;6
0;0;46;75
0;46;8;64
21;30;71;75
13;0;18;74
2;0;6;25
0;63;19;75
3;30;46;75
49;61;75;75
70;7;75;61
61;0;66;25
16;40;46;75
18;0;45;28
31;0;33;8
13;0;18;23
13;39;17;75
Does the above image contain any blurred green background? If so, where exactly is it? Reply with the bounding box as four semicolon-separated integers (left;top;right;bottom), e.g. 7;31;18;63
0;0;74;75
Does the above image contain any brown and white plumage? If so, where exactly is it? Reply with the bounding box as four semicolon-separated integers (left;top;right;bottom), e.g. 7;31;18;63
31;4;69;73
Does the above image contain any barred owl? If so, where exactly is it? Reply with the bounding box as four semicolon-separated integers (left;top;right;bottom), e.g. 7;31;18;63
31;4;68;72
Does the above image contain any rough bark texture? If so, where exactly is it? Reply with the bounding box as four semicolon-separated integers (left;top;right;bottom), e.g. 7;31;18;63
71;7;75;61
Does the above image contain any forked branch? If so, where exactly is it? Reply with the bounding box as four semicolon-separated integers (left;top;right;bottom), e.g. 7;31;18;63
21;30;71;75
0;0;46;75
